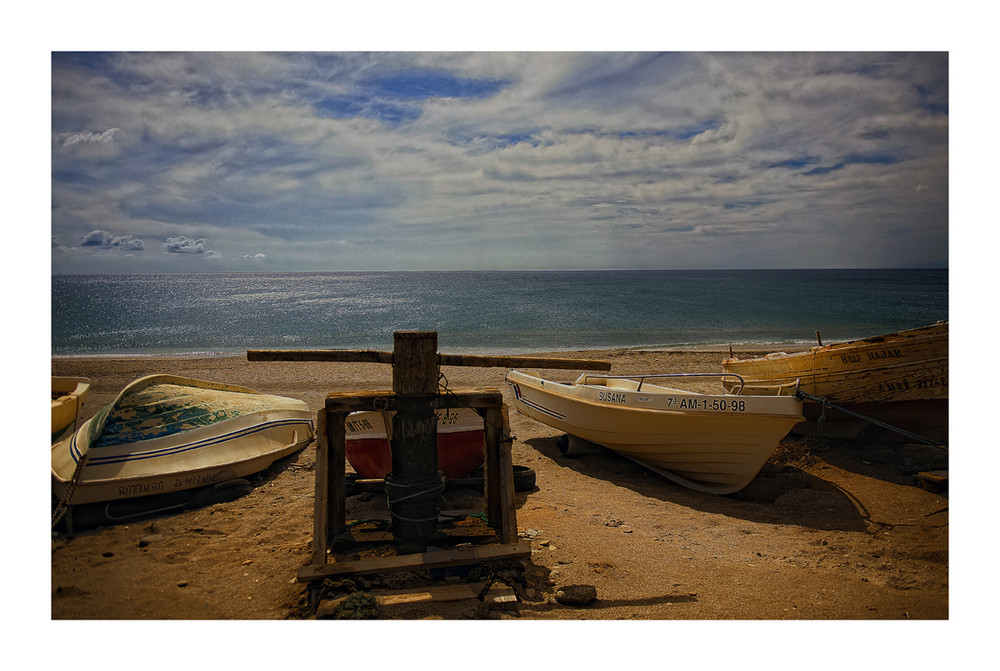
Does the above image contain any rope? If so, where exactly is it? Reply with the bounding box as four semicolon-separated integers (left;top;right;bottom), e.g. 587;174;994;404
51;448;89;531
385;473;446;524
794;389;946;449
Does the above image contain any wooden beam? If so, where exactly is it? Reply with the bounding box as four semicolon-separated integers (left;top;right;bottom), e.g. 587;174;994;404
247;349;394;364
439;353;611;371
311;408;329;567
324;388;503;414
248;348;611;371
297;542;532;582
316;582;487;616
483;405;517;543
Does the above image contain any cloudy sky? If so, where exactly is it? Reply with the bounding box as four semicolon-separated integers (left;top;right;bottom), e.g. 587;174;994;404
50;50;948;273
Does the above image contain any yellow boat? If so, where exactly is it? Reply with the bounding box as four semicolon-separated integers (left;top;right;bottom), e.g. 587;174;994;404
506;370;803;494
52;376;90;441
722;322;947;440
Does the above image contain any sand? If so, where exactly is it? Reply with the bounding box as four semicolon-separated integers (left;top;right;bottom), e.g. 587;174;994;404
50;348;948;622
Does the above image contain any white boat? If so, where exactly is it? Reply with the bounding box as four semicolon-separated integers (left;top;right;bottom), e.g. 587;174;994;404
506;370;803;494
345;407;485;479
52;376;90;440
52;375;314;506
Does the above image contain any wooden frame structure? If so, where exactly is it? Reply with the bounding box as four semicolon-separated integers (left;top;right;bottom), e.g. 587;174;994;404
297;387;527;582
248;331;611;583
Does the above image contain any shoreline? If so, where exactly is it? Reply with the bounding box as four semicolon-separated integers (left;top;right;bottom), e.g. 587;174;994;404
50;347;948;621
50;342;815;361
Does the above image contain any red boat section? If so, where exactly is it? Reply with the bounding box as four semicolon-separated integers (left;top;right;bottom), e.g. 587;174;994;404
346;429;486;479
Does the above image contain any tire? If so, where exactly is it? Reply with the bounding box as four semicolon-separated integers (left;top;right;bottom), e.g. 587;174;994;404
513;465;536;492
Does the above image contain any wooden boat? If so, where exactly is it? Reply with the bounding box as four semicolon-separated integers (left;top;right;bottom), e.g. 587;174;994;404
345;407;485;479
506;370;803;494
52;375;314;506
52;376;90;440
721;322;947;440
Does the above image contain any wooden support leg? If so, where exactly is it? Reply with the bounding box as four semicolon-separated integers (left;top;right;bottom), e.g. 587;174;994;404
483;406;517;543
312;408;347;567
328;411;347;541
312;408;329;567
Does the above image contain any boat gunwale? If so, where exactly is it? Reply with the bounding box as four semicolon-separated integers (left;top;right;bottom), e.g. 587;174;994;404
506;370;804;421
722;322;948;366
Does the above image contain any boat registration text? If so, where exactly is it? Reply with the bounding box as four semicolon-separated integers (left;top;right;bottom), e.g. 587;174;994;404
596;390;748;412
666;397;747;412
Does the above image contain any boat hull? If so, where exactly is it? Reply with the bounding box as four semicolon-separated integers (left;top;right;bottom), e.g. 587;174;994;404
506;370;803;494
722;322;948;440
52;376;90;440
345;408;485;479
51;375;315;505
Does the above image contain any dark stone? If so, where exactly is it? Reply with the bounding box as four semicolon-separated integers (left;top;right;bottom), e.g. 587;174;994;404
555;584;597;606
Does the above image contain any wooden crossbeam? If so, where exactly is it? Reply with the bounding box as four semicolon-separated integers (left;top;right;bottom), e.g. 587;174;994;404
248;349;611;371
324;388;503;414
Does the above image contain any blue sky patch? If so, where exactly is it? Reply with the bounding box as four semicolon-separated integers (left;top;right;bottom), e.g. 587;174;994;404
364;69;508;100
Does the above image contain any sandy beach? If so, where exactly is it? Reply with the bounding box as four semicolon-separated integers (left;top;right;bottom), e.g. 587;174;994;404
50;347;948;621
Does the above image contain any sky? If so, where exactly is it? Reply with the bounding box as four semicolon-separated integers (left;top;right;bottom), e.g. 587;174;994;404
50;49;949;273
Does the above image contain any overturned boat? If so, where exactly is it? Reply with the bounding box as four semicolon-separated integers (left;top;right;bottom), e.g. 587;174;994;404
722;322;947;441
506;370;803;494
52;375;314;507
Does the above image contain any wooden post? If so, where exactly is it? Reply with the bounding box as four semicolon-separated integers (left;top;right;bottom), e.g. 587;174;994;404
482;406;517;543
312;408;346;566
387;332;443;553
312;409;329;566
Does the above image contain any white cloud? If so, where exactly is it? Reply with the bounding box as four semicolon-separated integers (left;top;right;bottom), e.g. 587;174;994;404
51;52;948;272
79;229;145;251
61;128;119;146
164;236;216;255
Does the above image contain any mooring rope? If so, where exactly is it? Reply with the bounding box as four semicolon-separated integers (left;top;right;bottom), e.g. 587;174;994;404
794;388;947;449
51;450;88;531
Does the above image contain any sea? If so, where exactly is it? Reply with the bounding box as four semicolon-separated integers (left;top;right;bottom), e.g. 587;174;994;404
51;269;948;358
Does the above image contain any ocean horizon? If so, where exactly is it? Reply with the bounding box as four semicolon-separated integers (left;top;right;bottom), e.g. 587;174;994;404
51;269;948;358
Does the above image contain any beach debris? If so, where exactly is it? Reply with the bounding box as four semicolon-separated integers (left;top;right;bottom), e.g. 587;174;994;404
330;591;379;619
555;584;597;606
138;534;164;547
482;582;518;608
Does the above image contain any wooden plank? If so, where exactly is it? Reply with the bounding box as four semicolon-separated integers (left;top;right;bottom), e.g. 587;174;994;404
328;410;347;541
247;349;394;364
311;408;329;567
297;541;532;582
432;390;504;409
915;470;948;492
483;406;517;543
248;348;610;371
316;582;486;616
439;353;612;371
324;388;503;413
